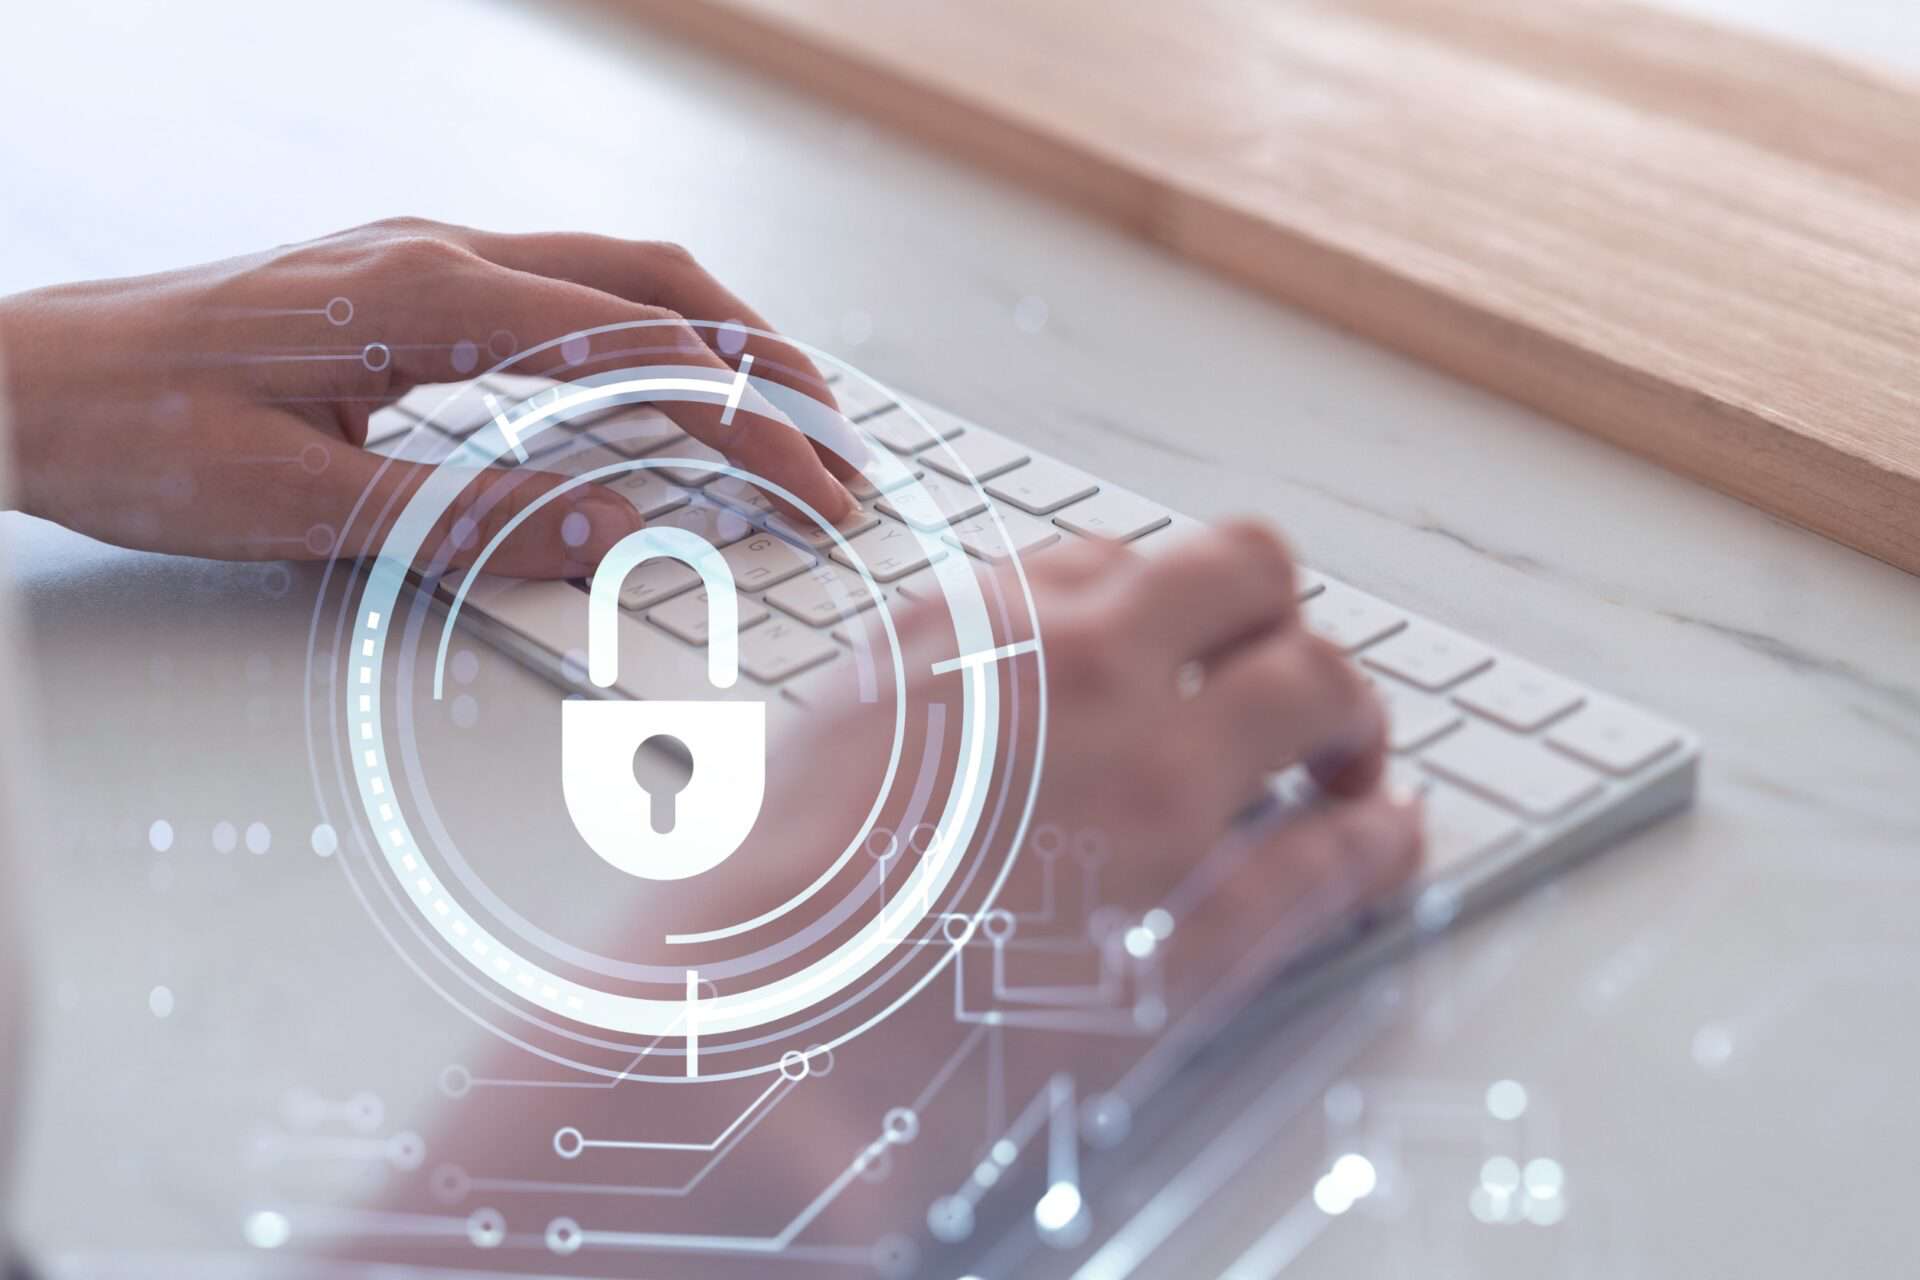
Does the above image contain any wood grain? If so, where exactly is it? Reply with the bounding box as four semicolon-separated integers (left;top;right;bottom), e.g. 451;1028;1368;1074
617;0;1920;576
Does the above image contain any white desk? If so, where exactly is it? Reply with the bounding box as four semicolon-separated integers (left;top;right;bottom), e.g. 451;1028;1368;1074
4;0;1918;1275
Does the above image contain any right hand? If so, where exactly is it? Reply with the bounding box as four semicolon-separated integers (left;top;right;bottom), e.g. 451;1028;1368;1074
355;522;1422;1273
752;519;1422;936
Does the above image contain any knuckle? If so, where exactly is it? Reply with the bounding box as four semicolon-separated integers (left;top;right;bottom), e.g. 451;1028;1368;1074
372;232;476;278
643;239;699;269
366;214;442;237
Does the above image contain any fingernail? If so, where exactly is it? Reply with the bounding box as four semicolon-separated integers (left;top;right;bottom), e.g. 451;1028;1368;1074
562;491;642;563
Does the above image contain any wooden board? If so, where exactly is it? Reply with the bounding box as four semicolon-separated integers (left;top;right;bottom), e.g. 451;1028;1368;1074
619;0;1920;576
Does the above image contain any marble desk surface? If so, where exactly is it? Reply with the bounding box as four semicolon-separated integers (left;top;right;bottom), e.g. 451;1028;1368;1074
2;0;1916;1275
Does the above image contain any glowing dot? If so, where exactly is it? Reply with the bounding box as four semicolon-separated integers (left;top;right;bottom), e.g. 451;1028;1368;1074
1312;1174;1353;1216
243;1209;291;1249
1522;1157;1564;1200
561;510;591;548
148;985;175;1019
1143;907;1174;939
1012;295;1050;333
1033;1181;1083;1233
1468;1186;1499;1224
561;334;591;366
451;694;479;729
147;819;174;853
1524;1193;1567;1226
1329;1152;1377;1200
1122;925;1156;959
1480;1156;1521;1195
451;649;480;684
1692;1024;1734;1070
212;822;237;853
450;339;478;374
1485;1079;1528;1120
310;824;338;857
245;822;271;855
992;1138;1018;1165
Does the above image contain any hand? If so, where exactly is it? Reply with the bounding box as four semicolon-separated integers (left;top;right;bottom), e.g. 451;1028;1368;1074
359;522;1420;1273
0;218;860;576
736;520;1421;937
335;521;1418;1273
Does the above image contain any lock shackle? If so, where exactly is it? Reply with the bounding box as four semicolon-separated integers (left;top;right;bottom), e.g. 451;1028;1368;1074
587;526;739;691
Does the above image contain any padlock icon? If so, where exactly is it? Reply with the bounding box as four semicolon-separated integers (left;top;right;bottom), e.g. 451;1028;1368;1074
561;526;766;881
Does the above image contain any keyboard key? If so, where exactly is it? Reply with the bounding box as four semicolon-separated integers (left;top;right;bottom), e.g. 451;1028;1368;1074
1362;622;1494;692
1453;662;1585;732
489;375;616;429
1371;676;1464;752
781;653;893;710
943;508;1061;562
1421;783;1525;871
877;472;990;530
365;405;417;446
862;404;963;454
1052;489;1171;542
846;463;925;502
617;559;701;612
591;406;685;458
707;476;781;523
833;378;896;421
651;440;727;487
738;619;840;683
532;441;629;480
987;457;1099;515
920;431;1031;482
398;380;498;438
722;532;816;591
1421;722;1603;820
831;519;948;582
518;418;602;461
1547;701;1681;775
652;499;753;547
1302;584;1405;652
606;469;691;520
765;562;882;626
894;567;944;602
650;588;770;645
1387;756;1434;798
1129;512;1205;555
766;505;881;551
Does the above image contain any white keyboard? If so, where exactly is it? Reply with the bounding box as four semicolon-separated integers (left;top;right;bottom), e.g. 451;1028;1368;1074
367;371;1699;919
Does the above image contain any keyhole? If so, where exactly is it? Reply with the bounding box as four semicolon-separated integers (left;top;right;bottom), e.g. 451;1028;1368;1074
636;735;693;834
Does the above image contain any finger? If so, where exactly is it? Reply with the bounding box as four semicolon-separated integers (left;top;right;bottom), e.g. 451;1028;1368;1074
301;429;645;579
1198;627;1388;800
359;248;857;524
1181;787;1425;968
1122;519;1299;664
452;229;863;482
1251;787;1424;929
